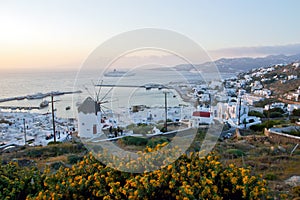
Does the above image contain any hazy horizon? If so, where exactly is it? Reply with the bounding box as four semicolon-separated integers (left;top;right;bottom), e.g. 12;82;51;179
1;0;300;72
1;44;300;73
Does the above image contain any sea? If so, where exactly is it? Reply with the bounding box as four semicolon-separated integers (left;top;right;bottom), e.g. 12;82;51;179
0;68;235;119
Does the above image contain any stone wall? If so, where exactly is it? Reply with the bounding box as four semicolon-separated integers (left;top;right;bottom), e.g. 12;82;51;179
264;128;300;144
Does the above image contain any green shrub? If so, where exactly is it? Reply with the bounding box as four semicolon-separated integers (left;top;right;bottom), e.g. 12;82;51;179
263;108;285;118
250;120;284;132
67;154;83;164
248;110;265;118
264;173;277;180
292;109;300;116
146;137;169;148
132;125;154;135
26;149;43;158
121;136;148;146
225;149;245;157
254;99;274;108
47;141;62;145
50;162;64;170
282;130;300;137
269;112;283;118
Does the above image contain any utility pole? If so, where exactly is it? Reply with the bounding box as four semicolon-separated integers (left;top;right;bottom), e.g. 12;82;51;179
51;95;56;142
238;97;242;126
23;118;26;145
164;91;168;132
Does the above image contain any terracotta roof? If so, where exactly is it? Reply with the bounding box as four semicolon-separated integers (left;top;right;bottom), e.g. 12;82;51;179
192;111;210;117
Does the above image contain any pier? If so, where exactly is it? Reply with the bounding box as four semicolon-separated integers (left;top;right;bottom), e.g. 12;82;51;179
0;90;82;103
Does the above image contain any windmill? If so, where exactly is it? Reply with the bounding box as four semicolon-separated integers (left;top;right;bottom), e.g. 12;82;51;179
81;80;115;116
77;80;119;138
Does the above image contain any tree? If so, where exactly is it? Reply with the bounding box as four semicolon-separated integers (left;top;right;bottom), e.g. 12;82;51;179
248;110;265;118
292;109;300;116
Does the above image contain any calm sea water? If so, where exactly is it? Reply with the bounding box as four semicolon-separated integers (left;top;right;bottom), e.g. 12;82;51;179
0;68;233;119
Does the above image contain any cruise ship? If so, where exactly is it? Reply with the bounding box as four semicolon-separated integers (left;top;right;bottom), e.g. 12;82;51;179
104;69;135;77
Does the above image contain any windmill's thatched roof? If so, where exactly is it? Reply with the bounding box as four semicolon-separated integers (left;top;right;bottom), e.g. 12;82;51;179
77;97;100;114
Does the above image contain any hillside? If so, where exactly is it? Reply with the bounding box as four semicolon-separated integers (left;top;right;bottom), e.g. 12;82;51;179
172;53;300;74
1;133;300;199
238;62;300;100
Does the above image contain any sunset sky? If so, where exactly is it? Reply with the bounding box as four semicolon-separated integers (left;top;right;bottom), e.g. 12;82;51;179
1;0;300;71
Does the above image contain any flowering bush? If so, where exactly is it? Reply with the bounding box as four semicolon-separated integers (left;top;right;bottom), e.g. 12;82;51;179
0;143;271;200
0;162;43;200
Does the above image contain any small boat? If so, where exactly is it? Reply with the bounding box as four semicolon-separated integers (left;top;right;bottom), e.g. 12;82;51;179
39;100;49;108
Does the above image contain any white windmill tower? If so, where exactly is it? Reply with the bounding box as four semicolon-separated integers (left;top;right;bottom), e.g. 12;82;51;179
77;81;113;138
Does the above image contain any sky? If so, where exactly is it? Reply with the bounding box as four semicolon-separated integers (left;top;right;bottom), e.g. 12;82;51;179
1;0;300;71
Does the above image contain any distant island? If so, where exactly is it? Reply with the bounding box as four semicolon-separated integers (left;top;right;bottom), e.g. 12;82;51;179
151;53;300;74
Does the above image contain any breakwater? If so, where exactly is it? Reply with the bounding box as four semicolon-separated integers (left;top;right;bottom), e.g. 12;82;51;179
0;90;82;103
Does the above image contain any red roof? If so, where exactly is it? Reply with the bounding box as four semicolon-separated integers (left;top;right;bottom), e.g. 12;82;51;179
192;111;210;118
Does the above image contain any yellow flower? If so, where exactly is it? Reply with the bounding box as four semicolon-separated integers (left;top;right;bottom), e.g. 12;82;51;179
103;195;111;200
206;179;213;185
130;181;137;187
211;171;216;178
242;176;248;184
38;191;43;197
95;180;100;187
231;177;237;185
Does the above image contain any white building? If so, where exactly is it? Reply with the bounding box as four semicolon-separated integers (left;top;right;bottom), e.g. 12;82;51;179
251;81;263;92
264;102;285;110
287;104;300;114
253;89;272;97
288;75;298;80
191;104;213;126
243;94;264;105
214;97;261;128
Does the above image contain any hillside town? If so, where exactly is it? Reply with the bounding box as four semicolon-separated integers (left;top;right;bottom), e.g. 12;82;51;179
74;61;300;144
1;62;300;147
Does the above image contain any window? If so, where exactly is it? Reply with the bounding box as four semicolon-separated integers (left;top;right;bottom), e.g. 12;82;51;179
93;124;97;134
